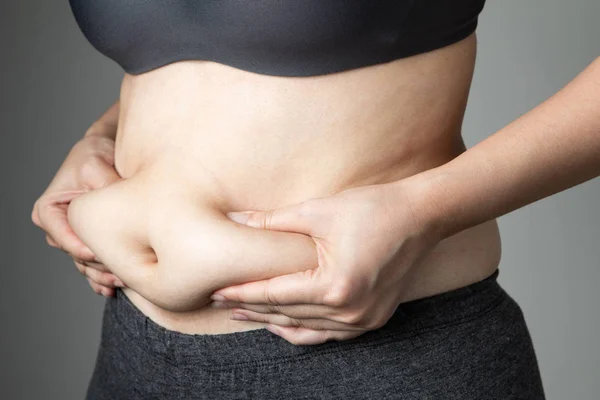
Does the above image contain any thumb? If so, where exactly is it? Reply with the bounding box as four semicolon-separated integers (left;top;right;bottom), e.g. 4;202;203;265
226;201;314;235
212;268;325;305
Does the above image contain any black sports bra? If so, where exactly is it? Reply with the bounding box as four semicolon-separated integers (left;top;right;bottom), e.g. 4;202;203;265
68;0;486;77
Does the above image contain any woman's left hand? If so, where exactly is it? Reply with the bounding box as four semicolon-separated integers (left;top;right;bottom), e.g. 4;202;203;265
211;181;441;345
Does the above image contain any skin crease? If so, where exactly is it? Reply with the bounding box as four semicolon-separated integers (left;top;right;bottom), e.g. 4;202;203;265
67;163;319;311
31;133;124;296
61;32;504;335
210;56;600;344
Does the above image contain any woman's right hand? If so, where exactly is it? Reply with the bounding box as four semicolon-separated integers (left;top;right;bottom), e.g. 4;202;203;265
31;134;126;297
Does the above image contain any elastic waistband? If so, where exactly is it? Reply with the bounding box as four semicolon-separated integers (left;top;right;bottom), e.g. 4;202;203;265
108;268;504;369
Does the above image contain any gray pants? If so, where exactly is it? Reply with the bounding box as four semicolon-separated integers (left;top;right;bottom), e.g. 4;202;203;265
86;268;546;399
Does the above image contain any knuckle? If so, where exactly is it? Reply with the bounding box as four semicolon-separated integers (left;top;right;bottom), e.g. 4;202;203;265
297;200;313;217
94;271;112;287
79;156;105;184
256;313;270;324
323;287;347;307
264;210;274;231
45;235;58;248
72;245;93;262
341;310;365;326
92;274;110;286
73;261;85;274
266;303;281;314
36;198;53;221
292;318;304;328
31;203;41;226
101;275;117;287
264;280;279;306
85;268;100;281
323;279;357;307
88;281;101;294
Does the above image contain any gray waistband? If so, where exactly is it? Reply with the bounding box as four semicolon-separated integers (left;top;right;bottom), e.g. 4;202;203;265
106;268;504;369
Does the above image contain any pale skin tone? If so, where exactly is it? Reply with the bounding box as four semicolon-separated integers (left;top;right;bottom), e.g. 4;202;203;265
214;56;600;344
31;102;123;296
31;33;598;345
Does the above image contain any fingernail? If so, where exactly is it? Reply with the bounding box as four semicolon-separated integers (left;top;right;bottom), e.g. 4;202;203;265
226;211;252;225
211;294;227;301
230;312;249;321
114;279;126;288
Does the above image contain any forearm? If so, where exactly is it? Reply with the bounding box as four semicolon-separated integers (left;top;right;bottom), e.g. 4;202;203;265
396;57;600;241
83;100;120;140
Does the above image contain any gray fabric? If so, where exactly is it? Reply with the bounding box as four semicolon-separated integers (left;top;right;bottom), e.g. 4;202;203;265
86;268;545;399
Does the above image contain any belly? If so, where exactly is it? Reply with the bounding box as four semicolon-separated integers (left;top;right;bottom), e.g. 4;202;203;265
68;32;502;334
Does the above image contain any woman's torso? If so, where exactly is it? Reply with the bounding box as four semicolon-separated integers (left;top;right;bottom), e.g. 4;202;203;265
68;32;501;334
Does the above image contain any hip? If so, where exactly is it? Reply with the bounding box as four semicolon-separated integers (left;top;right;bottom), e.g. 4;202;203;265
87;267;545;400
68;155;503;334
124;216;503;335
68;152;501;334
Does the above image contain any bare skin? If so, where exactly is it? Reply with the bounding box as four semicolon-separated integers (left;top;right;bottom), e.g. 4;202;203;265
64;32;501;334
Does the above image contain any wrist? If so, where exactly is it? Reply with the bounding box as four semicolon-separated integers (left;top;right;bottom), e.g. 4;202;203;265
388;166;452;243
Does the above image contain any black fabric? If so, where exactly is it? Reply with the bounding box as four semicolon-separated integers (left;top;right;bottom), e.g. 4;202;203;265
86;268;546;399
68;0;486;77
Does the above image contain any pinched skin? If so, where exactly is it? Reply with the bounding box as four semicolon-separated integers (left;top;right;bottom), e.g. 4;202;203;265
67;164;319;312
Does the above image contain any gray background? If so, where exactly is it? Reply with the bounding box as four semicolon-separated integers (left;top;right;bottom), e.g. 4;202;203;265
2;1;599;399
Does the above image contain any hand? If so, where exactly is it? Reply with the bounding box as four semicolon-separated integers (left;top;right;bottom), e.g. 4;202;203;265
212;182;440;345
31;135;126;296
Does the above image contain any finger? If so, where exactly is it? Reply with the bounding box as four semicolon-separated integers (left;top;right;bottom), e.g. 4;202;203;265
266;325;366;346
38;191;96;261
87;278;103;294
74;259;87;276
226;199;316;235
31;201;42;227
87;278;115;297
230;309;363;331
84;160;121;190
76;259;111;273
84;266;125;288
74;259;123;287
212;268;327;306
215;301;335;320
46;234;59;248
